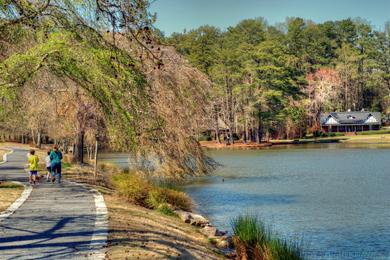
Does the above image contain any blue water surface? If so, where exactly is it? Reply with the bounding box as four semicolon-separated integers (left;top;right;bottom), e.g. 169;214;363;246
184;144;390;260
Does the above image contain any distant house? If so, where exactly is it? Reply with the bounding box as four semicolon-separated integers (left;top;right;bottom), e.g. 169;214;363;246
320;111;381;133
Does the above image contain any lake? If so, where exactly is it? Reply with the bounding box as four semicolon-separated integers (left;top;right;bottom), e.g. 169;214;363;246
100;143;390;260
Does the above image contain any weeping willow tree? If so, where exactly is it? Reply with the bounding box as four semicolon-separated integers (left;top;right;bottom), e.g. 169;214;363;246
0;0;212;179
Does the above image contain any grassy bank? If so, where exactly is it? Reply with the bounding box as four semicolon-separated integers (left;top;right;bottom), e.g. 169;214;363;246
272;132;390;145
232;214;303;260
0;182;24;212
105;194;222;259
62;165;224;259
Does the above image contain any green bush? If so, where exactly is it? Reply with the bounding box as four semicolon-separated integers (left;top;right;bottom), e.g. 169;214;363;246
146;186;192;211
313;131;344;138
164;188;192;211
146;188;167;209
198;134;212;141
111;172;151;206
111;172;191;211
231;214;303;260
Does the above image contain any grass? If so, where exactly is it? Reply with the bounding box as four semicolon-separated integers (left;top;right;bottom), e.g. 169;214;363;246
356;129;390;135
0;182;24;212
111;172;192;212
231;214;303;260
0;182;22;189
62;162;72;169
157;203;178;216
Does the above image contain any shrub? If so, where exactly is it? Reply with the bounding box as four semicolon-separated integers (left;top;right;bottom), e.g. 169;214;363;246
111;172;152;206
164;188;192;211
146;187;192;211
231;214;303;260
313;130;322;137
146;188;167;209
198;134;212;141
111;173;192;211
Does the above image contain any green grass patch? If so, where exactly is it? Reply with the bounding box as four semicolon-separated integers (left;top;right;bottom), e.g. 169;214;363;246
231;214;303;260
356;129;390;135
62;162;72;169
0;182;23;189
157;203;178;216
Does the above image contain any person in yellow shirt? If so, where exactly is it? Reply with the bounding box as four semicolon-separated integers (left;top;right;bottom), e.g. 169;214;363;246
28;149;39;185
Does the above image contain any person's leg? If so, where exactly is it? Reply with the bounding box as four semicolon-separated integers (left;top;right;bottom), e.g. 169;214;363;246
29;172;32;184
31;171;37;184
57;164;62;183
51;165;57;183
46;167;51;181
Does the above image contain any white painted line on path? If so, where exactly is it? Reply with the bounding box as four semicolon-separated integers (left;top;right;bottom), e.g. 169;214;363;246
0;147;14;165
67;181;108;259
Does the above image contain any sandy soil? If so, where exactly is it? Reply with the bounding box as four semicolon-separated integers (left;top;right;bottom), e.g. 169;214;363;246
105;194;223;259
0;182;24;212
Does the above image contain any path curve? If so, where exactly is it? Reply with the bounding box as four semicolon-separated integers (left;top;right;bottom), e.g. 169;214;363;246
0;148;107;259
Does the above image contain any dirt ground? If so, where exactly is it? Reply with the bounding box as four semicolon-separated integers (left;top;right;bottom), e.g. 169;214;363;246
0;182;24;212
104;194;223;260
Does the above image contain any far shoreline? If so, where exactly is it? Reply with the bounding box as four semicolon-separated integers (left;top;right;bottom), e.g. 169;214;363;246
200;132;390;149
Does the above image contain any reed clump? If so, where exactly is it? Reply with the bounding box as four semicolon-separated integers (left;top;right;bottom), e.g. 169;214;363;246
231;214;303;260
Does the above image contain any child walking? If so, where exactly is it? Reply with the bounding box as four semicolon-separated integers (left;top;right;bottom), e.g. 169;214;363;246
28;149;39;185
45;151;51;182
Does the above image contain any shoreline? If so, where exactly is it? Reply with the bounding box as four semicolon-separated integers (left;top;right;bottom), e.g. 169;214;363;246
200;132;390;149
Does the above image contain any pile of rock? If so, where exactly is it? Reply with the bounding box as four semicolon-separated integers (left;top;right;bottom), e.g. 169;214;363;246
175;210;233;250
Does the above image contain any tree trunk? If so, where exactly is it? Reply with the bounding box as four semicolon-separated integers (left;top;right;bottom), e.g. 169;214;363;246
37;131;41;148
244;116;249;143
94;140;98;180
31;129;36;145
214;108;221;143
74;130;85;164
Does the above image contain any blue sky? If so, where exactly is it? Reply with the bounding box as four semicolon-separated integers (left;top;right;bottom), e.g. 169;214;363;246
149;0;390;35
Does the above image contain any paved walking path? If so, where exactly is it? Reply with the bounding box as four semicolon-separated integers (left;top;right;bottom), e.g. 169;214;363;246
0;148;107;259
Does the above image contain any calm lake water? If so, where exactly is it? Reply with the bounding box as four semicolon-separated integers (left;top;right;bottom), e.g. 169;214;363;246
100;143;390;260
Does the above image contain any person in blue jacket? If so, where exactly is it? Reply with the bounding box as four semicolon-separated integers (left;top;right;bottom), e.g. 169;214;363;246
50;145;63;183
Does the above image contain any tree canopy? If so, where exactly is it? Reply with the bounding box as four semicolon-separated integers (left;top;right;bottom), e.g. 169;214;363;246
166;17;390;140
0;0;212;179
